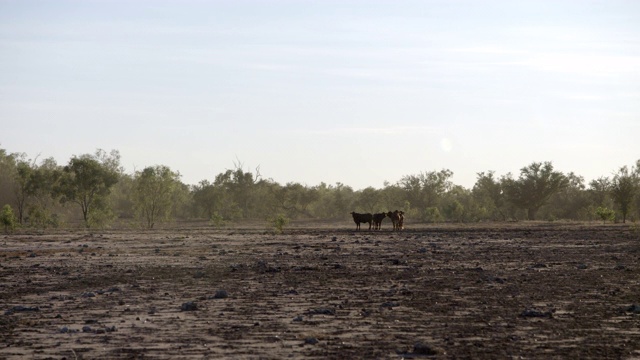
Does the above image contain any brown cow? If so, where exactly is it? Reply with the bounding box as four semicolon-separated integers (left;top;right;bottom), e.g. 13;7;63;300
350;212;373;230
372;212;386;230
386;210;404;231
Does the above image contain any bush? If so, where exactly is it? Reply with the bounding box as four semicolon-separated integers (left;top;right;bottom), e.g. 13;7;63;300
1;205;16;233
270;214;289;234
210;212;226;228
596;207;615;224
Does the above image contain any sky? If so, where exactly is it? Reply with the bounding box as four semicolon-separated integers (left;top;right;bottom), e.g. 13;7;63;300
1;0;639;190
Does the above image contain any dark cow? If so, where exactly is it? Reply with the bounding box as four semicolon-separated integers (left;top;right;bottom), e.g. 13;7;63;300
350;212;373;230
386;210;404;231
372;212;387;230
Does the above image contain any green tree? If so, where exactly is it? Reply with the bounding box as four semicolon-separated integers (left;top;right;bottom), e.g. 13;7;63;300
133;165;181;229
0;148;19;209
442;185;474;222
55;151;120;227
26;157;60;227
13;157;32;224
588;176;611;207
275;182;319;219
354;187;383;214
610;165;638;223
545;172;590;220
472;171;506;220
502;162;568;220
398;169;453;220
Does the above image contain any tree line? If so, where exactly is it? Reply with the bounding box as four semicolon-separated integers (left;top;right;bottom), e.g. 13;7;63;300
0;147;638;230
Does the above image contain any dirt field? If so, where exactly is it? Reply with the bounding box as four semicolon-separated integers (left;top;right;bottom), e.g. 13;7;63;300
2;222;640;359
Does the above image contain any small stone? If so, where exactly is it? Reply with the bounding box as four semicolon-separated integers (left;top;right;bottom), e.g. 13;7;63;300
212;290;228;299
520;308;554;318
304;337;319;345
181;302;198;311
413;342;438;355
306;308;335;316
626;304;640;313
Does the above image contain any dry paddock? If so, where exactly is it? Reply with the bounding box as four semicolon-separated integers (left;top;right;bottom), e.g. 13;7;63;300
1;222;640;359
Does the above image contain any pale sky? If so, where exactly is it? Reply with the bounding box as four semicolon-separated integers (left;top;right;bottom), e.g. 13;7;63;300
1;0;639;190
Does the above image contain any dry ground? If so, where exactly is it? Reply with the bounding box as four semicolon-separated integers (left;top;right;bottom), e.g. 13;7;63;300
1;221;640;359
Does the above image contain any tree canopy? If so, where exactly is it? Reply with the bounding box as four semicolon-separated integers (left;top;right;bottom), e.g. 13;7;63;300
0;146;638;228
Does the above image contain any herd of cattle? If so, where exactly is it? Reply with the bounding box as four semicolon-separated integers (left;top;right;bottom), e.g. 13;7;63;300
350;210;404;231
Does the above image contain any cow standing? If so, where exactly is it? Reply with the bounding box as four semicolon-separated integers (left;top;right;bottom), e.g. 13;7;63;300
372;212;387;230
397;211;405;230
386;210;404;231
350;212;373;230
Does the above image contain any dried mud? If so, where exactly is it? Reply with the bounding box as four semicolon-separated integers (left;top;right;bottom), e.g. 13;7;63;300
1;222;640;359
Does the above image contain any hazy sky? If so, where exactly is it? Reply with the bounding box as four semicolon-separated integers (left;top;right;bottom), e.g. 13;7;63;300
1;0;639;190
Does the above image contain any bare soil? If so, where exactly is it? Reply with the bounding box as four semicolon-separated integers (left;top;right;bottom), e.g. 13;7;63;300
1;222;640;359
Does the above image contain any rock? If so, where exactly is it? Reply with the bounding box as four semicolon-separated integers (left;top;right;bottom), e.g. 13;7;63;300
625;304;640;313
520;308;554;318
304;337;319;345
81;292;96;298
292;315;303;322
181;302;198;311
413;342;438;355
212;290;228;299
306;308;335;316
82;325;92;333
105;325;117;332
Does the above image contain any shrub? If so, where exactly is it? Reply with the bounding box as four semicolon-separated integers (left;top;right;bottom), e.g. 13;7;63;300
596;206;615;224
1;205;16;233
271;214;289;234
210;212;226;228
